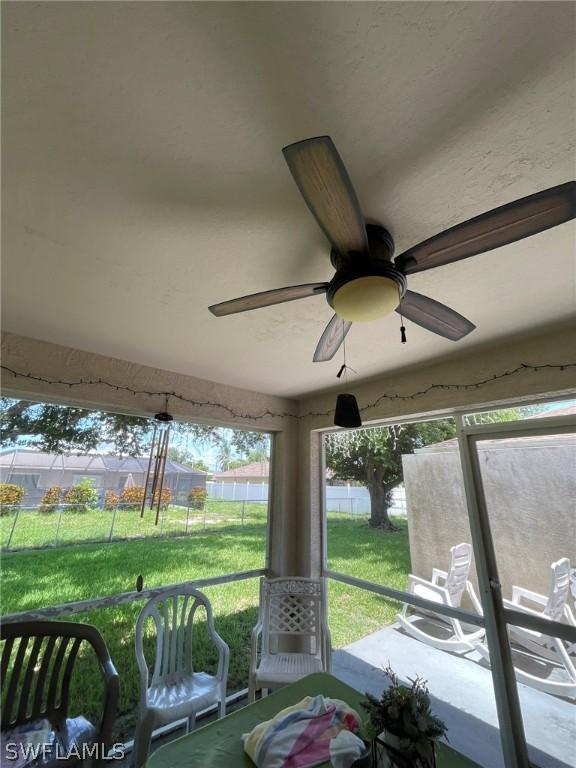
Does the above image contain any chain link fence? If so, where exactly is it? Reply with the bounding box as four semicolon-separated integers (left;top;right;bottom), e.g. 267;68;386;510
0;498;268;552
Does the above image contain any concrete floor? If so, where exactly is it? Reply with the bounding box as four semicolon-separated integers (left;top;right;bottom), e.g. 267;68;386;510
331;622;576;768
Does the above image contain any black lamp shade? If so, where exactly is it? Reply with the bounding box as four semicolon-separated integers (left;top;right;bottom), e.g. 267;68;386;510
334;393;362;428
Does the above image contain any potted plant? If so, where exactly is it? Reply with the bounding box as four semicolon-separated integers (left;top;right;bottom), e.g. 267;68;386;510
361;667;447;768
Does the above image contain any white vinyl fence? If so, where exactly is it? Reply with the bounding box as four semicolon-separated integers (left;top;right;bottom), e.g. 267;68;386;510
207;481;407;518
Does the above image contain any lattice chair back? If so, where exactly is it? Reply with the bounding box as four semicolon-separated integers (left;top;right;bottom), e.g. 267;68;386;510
135;587;227;702
543;558;571;621
0;619;118;747
444;543;473;607
261;578;324;657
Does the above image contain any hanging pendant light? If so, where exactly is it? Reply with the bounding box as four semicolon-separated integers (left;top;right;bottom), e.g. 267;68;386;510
334;393;362;428
141;404;173;525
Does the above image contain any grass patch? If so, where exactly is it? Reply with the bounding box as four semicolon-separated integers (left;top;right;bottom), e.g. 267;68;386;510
327;516;410;647
0;501;268;551
0;517;409;741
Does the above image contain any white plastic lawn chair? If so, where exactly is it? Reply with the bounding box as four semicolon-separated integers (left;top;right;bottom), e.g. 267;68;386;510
249;577;331;703
476;558;576;699
397;542;485;652
133;587;229;768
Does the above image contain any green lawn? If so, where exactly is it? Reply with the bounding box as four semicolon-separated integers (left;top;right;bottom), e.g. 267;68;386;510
0;516;409;742
0;500;268;550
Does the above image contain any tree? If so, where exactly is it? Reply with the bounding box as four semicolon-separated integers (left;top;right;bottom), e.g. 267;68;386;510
0;398;150;455
325;420;456;531
215;437;234;471
0;399;270;461
246;448;269;464
167;445;197;467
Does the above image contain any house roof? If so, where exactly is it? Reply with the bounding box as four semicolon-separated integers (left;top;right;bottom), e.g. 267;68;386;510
0;448;206;475
2;3;574;398
414;402;576;454
213;461;269;480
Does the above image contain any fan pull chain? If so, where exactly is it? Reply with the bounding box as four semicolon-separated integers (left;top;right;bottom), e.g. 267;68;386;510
336;320;357;379
399;302;407;344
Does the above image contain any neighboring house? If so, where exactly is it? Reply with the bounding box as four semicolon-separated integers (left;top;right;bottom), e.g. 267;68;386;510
0;449;206;505
210;461;269;502
212;461;269;484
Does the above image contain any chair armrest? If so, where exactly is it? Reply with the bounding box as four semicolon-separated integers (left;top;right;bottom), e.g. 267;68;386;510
431;569;448;585
511;586;547;608
503;598;550;619
563;603;576;627
214;634;230;684
97;657;119;755
250;622;263;674
465;581;484;616
407;575;450;604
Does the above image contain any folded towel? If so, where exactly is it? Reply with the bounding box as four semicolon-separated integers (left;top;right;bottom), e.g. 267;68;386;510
242;694;361;768
329;729;368;768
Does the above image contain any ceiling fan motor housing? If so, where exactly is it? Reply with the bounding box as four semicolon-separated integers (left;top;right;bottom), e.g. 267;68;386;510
330;223;395;269
327;259;407;322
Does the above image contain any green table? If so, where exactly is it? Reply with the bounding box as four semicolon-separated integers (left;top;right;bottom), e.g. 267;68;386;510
146;673;479;768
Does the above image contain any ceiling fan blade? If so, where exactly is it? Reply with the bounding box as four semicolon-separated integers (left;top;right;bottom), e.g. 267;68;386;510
397;291;475;341
396;181;576;275
283;136;369;257
209;283;328;317
313;314;352;362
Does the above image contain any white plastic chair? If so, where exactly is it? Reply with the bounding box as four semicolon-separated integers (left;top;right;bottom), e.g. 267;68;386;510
396;542;485;652
133;587;229;767
249;577;331;702
477;558;576;698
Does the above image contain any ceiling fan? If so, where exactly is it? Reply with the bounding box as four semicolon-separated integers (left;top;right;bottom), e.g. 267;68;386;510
209;136;575;362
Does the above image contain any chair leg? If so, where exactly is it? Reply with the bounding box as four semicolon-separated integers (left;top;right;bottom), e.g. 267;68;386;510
186;712;196;734
132;712;155;768
248;675;257;703
219;685;227;718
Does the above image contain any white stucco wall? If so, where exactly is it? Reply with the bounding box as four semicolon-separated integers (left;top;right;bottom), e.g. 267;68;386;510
402;439;576;598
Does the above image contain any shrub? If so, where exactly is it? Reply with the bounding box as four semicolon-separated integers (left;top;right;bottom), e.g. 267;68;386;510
104;490;120;509
188;486;207;510
153;487;172;509
120;485;146;510
63;478;99;512
39;486;62;513
0;483;26;515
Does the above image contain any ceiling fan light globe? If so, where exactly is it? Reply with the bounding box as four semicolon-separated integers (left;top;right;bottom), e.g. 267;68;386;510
332;275;400;322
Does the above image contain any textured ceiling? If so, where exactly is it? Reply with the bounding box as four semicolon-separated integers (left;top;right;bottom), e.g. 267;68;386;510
2;2;575;397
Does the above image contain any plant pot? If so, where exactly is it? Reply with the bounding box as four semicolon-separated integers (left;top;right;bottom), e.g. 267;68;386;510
372;733;436;768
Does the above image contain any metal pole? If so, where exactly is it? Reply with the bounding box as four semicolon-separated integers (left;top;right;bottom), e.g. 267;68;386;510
185;504;190;535
109;505;118;542
6;506;21;550
54;505;64;547
456;416;529;768
141;425;158;518
241;500;245;527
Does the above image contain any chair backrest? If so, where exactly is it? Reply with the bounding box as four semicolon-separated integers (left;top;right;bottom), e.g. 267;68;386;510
0;620;113;732
543;558;571;620
444;543;473;606
135;587;225;695
260;577;325;656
